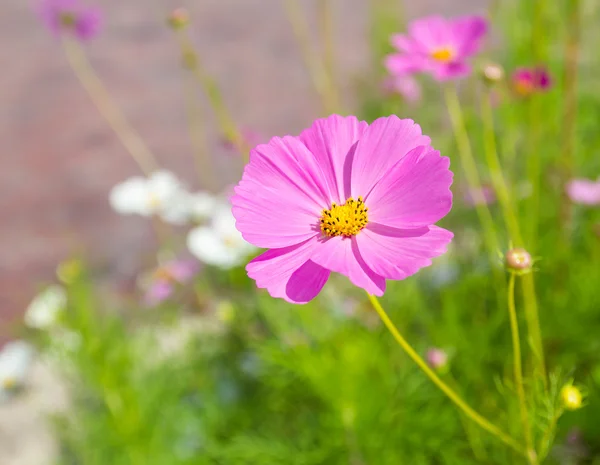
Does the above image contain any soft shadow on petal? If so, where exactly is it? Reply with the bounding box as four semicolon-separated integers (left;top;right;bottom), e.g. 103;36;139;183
356;224;453;280
452;15;488;56
247;237;328;304
350;116;431;198
366;146;453;228
299;115;368;204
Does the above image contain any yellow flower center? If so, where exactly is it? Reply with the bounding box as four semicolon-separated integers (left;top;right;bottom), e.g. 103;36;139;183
1;377;16;390
431;47;454;62
60;12;77;27
320;197;368;237
514;79;534;96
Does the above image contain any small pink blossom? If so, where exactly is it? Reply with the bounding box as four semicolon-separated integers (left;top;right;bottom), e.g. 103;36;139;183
426;348;448;369
232;114;454;304
385;15;488;82
512;66;552;97
463;185;495;207
382;75;422;104
566;178;600;205
143;259;200;306
36;0;103;41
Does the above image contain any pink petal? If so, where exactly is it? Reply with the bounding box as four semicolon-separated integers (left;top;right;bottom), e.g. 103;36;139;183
365;146;452;228
247;238;330;304
434;61;471;81
350;116;431;198
299;115;368;204
451;15;488;56
384;54;428;76
232;136;329;248
408;15;454;50
311;236;386;296
390;34;424;54
356;225;453;280
566;179;600;205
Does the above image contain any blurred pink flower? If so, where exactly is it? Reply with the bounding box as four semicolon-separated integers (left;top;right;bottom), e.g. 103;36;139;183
385;15;488;81
143;259;200;306
382;75;422;104
566;178;600;205
36;0;102;41
463;185;496;207
426;348;448;369
512;66;552;97
231;114;454;303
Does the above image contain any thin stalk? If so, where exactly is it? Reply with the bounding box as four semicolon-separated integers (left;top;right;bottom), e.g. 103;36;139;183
558;0;581;236
183;75;215;191
283;0;335;114
367;294;526;456
524;0;544;250
480;91;523;245
443;86;501;271
62;38;158;175
175;31;249;162
507;274;537;464
521;274;546;387
317;0;340;112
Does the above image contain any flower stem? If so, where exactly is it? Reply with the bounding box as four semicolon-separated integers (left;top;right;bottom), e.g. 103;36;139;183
443;87;501;274
507;273;537;464
283;0;337;114
62;38;158;175
558;0;581;238
317;0;340;112
480;91;522;245
366;293;526;456
521;274;547;388
174;30;249;162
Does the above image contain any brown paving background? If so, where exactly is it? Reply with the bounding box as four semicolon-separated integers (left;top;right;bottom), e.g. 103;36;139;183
0;0;483;341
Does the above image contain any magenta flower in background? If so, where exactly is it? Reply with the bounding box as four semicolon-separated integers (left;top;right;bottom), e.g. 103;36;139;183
566;178;600;205
36;0;102;41
512;66;552;97
426;348;449;370
143;259;201;306
232;115;454;304
382;75;422;104
385;15;488;81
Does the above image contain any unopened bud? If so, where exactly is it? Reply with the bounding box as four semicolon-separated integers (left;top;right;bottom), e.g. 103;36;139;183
561;384;584;411
505;248;532;273
167;8;190;30
481;63;505;85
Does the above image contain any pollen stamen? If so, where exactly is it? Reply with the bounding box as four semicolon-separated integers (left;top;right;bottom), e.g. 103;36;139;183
431;47;454;62
320;196;368;237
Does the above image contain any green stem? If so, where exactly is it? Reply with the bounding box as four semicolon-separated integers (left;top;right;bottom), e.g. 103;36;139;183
367;294;526;456
507;274;537;464
175;31;249;162
317;0;340;112
62;38;158;175
443;87;501;274
521;274;547;388
481;91;523;245
559;0;581;239
283;0;336;114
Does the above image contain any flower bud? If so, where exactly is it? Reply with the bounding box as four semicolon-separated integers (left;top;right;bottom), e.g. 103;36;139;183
505;248;532;273
481;62;505;86
426;348;449;370
561;384;583;411
167;8;190;30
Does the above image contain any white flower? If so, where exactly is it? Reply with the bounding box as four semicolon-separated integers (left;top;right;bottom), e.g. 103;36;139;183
0;340;34;402
24;285;67;330
187;203;255;269
109;171;190;225
187;191;218;222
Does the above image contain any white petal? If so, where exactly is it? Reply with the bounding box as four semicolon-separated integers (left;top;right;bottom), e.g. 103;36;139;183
24;285;67;330
187;226;249;269
109;177;153;216
0;340;35;391
189;192;219;222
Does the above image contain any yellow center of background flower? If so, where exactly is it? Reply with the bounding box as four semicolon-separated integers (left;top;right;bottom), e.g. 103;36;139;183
431;47;454;62
320;197;368;237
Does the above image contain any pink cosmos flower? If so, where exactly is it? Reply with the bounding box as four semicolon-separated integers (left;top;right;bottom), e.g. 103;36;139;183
566;178;600;205
382;75;422;104
36;0;102;41
385;15;488;81
142;259;200;306
512;66;552;97
231;115;454;304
